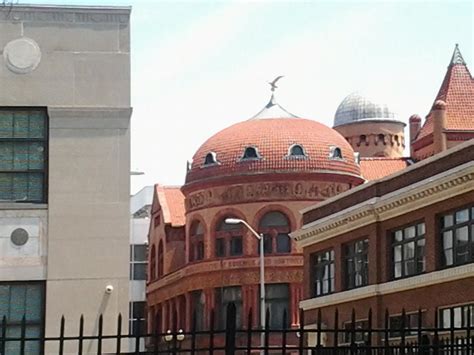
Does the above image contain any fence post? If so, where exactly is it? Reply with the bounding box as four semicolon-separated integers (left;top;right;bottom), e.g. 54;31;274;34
333;308;339;354
115;314;122;355
433;308;439;355
225;303;236;355
59;316;65;355
209;308;215;355
366;308;372;355
78;315;84;355
281;309;287;355
316;308;322;355
467;306;471;354
264;307;270;355
191;310;197;355
20;315;26;355
246;308;252;355
350;309;356;355
298;308;304;355
1;316;6;355
384;309;390;355
97;314;103;355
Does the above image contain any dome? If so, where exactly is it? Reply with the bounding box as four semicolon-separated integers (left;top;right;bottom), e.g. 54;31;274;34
334;92;397;127
186;115;361;185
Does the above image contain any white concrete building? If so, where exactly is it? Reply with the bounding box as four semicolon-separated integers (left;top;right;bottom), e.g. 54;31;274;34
0;4;131;354
129;186;152;351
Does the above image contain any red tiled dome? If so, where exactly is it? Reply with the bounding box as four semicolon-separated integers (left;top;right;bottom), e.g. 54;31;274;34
186;117;361;184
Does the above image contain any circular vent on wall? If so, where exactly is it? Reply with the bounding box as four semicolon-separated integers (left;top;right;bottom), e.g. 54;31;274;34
11;228;29;246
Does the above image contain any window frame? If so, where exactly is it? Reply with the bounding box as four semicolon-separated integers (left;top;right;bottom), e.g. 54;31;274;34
129;301;146;336
440;205;474;268
215;286;242;329
189;221;205;262
239;146;261;161
439;303;474;329
286;143;307;159
0;107;49;204
130;244;148;281
258;211;292;255
310;249;335;297
215;217;243;258
344;238;369;290
391;221;426;280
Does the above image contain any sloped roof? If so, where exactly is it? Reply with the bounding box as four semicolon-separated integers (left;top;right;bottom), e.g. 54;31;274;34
416;44;474;141
359;157;411;181
154;185;185;227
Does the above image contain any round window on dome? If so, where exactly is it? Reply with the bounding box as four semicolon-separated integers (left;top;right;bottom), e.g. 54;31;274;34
203;152;219;166
329;146;343;160
287;144;307;159
240;146;261;161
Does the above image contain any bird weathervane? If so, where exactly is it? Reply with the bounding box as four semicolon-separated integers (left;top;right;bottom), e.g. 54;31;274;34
268;76;284;92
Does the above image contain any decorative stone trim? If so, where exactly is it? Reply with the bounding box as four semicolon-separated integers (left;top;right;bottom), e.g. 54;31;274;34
300;263;474;311
0;6;131;23
293;162;474;248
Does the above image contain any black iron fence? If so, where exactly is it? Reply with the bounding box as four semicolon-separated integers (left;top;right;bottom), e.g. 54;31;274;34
1;305;473;354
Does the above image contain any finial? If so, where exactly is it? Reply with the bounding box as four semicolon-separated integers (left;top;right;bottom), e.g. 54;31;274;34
450;43;466;66
268;75;284;92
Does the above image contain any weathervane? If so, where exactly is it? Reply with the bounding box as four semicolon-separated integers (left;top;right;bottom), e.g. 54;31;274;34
268;76;284;92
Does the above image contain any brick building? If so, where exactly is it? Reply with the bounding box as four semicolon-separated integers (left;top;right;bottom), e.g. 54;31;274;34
292;44;474;342
146;94;368;341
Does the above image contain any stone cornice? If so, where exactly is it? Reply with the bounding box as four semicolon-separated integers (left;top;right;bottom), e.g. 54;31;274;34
293;162;474;248
300;263;474;311
0;5;131;23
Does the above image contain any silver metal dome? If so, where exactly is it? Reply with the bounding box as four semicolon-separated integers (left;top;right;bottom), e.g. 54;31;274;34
334;92;397;127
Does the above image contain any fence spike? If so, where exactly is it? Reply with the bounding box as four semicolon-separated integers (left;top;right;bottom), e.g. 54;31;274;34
225;303;236;355
209;308;215;355
298;308;304;355
264;307;270;355
59;316;65;355
367;308;373;347
78;315;84;355
317;308;322;348
384;308;390;353
333;308;339;348
282;309;288;354
400;308;406;350
450;307;455;354
467;306;471;351
1;316;7;355
116;313;122;355
20;314;26;355
190;310;197;355
97;314;103;355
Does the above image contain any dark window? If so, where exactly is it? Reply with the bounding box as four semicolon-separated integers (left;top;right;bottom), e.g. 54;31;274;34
129;301;146;336
204;152;217;165
215;238;226;257
158;241;164;278
441;206;474;267
260;284;289;329
359;135;367;146
242;147;259;159
189;221;205;262
377;134;385;145
342;320;369;344
330;146;343;159
392;222;425;279
344;239;368;289
215;217;243;257
0;282;45;355
439;303;474;328
289;144;305;157
215;286;242;329
131;244;148;281
150;245;156;280
311;250;335;297
230;236;243;256
258;211;291;254
191;290;205;331
389;312;423;337
0;108;48;203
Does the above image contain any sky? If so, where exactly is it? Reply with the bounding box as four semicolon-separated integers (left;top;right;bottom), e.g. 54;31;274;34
25;0;474;192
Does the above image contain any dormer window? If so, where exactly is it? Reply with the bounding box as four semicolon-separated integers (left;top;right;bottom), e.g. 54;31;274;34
329;146;343;160
241;146;260;160
287;144;307;159
203;152;219;166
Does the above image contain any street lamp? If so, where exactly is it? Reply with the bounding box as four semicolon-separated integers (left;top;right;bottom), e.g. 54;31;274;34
163;329;185;351
225;218;265;350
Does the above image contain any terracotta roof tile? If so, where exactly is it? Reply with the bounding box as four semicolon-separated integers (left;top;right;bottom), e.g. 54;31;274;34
155;185;185;227
186;118;361;184
416;46;474;141
359;157;411;181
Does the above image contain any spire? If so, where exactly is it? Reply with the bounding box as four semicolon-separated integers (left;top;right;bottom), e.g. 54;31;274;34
449;43;466;66
250;76;298;119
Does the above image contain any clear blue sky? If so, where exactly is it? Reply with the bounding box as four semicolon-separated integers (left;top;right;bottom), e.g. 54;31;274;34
24;1;473;192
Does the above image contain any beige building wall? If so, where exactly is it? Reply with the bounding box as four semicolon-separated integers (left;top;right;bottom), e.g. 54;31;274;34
0;5;131;353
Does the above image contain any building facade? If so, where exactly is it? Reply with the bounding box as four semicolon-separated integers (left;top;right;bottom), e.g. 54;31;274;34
0;5;131;354
293;45;474;344
146;95;365;344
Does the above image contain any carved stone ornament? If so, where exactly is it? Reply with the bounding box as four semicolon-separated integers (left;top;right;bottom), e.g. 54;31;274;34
3;37;41;74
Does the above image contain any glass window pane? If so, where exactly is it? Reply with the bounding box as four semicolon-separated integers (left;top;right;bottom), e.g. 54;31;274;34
133;245;147;261
276;234;291;253
25;285;43;322
405;226;416;239
9;286;26;322
404;242;415;259
13;112;29;138
394;245;402;262
455;209;469;223
443;231;453;248
230;236;242;256
259;212;289;228
0;112;13;138
394;262;402;278
216;238;225;257
417;223;425;235
0;285;9;318
27;143;45;170
443;214;454;228
132;301;146;319
28;111;46;139
0;143;13;170
133;263;147;280
394;230;403;242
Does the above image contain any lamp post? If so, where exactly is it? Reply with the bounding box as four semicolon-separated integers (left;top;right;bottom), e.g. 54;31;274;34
225;218;265;351
164;329;185;352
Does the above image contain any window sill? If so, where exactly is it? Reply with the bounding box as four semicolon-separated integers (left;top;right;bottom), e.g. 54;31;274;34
0;203;47;210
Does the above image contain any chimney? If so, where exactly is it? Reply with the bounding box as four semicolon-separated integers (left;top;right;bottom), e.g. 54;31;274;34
409;114;421;157
432;100;447;154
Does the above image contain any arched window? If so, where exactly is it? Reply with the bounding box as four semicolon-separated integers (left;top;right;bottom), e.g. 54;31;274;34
215;216;243;257
258;211;291;254
377;134;385;145
150;245;156;281
189;221;205;262
329;146;343;160
241;146;260;160
358;135;367;146
157;240;164;278
289;144;306;157
204;152;218;165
